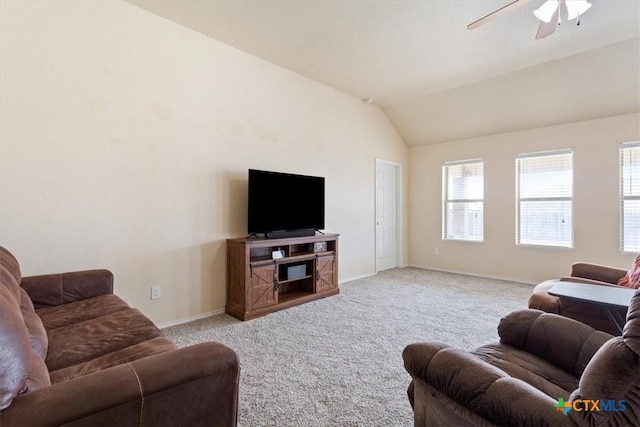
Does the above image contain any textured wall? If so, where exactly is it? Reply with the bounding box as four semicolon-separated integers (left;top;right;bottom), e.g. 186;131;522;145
0;0;408;324
409;113;640;283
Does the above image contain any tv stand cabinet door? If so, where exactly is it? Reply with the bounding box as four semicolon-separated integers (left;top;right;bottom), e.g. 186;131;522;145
249;264;278;310
316;255;336;293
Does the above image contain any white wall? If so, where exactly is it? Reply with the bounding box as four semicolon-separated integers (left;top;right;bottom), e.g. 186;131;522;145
0;1;408;324
409;113;640;283
384;38;640;145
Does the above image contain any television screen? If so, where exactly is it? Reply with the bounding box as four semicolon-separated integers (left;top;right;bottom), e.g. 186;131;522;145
248;169;325;235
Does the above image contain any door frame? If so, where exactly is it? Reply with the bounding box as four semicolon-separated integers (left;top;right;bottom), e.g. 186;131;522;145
375;158;403;272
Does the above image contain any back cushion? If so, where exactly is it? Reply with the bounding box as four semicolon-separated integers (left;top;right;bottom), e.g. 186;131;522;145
22;348;51;394
527;314;609;376
0;246;50;409
570;338;640;426
0;264;20;302
20;288;48;359
499;310;611;377
623;289;640;355
0;247;22;301
0;286;32;410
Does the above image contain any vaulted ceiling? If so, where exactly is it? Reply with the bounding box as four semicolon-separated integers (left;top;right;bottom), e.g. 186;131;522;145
128;0;640;145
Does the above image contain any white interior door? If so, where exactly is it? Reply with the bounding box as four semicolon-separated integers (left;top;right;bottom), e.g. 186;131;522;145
376;161;399;272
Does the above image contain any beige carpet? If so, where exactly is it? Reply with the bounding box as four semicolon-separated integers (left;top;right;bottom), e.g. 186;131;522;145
163;267;534;426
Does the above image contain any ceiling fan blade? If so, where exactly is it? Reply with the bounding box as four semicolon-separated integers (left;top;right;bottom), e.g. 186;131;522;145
535;7;559;39
559;0;569;23
467;0;529;30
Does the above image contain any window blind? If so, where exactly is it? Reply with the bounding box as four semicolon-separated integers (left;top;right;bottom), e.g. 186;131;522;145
443;160;483;241
620;142;640;252
516;150;573;247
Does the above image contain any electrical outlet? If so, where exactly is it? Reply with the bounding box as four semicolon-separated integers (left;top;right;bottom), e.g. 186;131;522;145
434;247;439;255
150;285;161;300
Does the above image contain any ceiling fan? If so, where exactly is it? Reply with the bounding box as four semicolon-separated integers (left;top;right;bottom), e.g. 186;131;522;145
467;0;592;40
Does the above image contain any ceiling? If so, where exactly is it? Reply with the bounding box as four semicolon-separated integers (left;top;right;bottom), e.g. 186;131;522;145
127;0;640;145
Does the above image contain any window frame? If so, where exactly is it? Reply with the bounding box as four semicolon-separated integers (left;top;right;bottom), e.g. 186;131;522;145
515;149;574;248
442;159;484;242
620;141;640;253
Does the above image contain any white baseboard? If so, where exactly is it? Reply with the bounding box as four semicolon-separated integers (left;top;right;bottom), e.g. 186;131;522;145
340;272;376;284
407;264;536;285
158;265;530;328
158;308;225;329
341;264;414;284
159;273;377;327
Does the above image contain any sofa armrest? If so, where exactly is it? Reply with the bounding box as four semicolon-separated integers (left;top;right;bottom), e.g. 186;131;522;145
403;343;570;426
571;262;627;285
1;342;240;427
470;377;573;426
498;309;612;377
20;269;114;307
529;278;617;315
403;343;504;413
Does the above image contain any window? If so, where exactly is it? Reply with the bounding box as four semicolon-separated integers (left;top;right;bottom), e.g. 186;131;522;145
516;150;573;247
443;159;483;241
620;142;640;252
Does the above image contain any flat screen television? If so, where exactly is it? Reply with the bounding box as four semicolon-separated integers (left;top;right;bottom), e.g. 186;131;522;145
248;169;325;238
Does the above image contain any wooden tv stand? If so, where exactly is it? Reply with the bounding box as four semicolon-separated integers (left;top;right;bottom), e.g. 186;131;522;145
226;233;339;320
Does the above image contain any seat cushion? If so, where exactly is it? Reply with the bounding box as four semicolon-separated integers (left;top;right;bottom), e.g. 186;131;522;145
472;343;577;399
36;294;130;330
49;336;178;384
45;308;163;371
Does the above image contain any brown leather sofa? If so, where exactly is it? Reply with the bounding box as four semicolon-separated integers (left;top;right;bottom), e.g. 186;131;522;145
0;245;240;426
403;289;640;426
529;262;629;335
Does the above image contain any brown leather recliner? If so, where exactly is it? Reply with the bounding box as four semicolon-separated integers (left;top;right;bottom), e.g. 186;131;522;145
529;262;629;335
0;245;240;426
403;289;640;426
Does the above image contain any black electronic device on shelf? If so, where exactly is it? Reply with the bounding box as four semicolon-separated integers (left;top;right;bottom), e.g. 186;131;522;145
247;169;325;239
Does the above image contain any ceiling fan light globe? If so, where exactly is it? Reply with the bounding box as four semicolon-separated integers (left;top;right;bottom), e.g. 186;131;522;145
533;0;559;23
566;0;591;21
